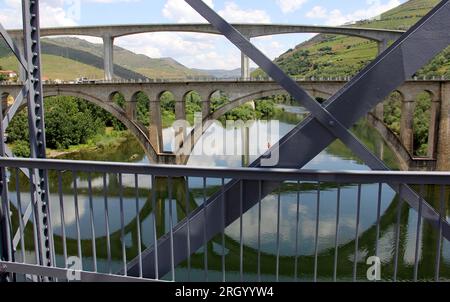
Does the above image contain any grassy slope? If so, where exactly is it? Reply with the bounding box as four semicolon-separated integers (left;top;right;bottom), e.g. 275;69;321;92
43;37;206;79
253;0;449;78
0;54;105;81
0;36;206;80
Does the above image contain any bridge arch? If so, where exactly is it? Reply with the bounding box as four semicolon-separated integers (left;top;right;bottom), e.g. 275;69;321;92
42;90;161;163
178;88;333;164
9;24;404;42
208;88;332;121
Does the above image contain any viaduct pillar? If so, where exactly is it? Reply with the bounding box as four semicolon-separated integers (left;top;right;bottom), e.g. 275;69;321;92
427;95;441;158
103;35;115;81
241;35;251;80
400;94;415;155
202;99;211;118
437;82;450;171
125;101;137;121
241;52;250;80
174;94;187;153
149;98;163;154
377;39;388;55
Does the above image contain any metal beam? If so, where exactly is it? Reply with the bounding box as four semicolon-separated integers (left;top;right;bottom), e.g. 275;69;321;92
125;0;450;279
0;23;29;72
0;100;13;281
0;157;449;184
0;261;159;282
22;0;53;269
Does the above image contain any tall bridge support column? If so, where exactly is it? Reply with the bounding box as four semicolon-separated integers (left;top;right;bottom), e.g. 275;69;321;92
378;39;388;54
241;52;250;80
174;95;187;153
437;82;450;171
103;35;115;81
149;99;163;154
400;96;415;155
427;96;441;158
125;101;137;121
241;36;251;80
202;99;211;118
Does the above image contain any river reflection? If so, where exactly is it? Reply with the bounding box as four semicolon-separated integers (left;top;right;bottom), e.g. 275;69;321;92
7;107;450;282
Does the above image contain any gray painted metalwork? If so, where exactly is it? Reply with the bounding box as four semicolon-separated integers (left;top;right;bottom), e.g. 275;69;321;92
0;157;448;281
123;0;450;279
0;0;448;283
21;0;53;270
0;261;158;282
0;98;13;281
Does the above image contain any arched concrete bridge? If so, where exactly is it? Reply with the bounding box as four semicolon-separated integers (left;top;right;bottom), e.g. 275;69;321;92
7;23;405;80
1;79;448;170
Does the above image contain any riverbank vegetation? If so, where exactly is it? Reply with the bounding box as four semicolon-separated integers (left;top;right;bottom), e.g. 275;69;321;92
7;96;127;157
5;93;286;157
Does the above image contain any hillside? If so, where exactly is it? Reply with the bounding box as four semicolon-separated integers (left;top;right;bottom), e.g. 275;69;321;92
253;0;450;79
0;54;105;81
0;36;207;80
44;37;206;79
193;67;256;79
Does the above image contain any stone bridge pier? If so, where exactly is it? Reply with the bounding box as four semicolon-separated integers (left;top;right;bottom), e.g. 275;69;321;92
437;82;450;170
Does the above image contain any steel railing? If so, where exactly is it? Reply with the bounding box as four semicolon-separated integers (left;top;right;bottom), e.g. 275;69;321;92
0;157;449;282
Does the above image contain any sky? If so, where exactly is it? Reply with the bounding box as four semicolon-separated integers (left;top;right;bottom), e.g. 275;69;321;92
0;0;406;70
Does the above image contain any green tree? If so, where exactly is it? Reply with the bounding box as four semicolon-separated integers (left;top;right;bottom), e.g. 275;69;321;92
7;96;107;151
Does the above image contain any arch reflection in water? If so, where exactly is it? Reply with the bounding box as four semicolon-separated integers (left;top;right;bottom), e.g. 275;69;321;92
6;107;449;281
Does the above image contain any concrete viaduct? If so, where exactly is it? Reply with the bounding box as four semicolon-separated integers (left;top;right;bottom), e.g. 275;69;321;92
1;79;448;170
7;23;405;80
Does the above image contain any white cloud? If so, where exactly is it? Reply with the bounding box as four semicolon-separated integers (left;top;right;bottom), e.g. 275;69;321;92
0;0;81;28
306;6;327;19
275;0;307;14
162;0;214;23
116;32;240;69
305;0;401;26
162;0;270;24
0;0;142;28
253;36;286;63
126;0;272;69
218;2;271;23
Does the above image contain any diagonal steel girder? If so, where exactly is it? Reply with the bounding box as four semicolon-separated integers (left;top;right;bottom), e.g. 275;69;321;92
0;3;32;273
0;23;29;73
126;0;450;278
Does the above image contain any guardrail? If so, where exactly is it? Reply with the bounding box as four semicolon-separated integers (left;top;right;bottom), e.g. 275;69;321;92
0;75;448;86
0;158;449;282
